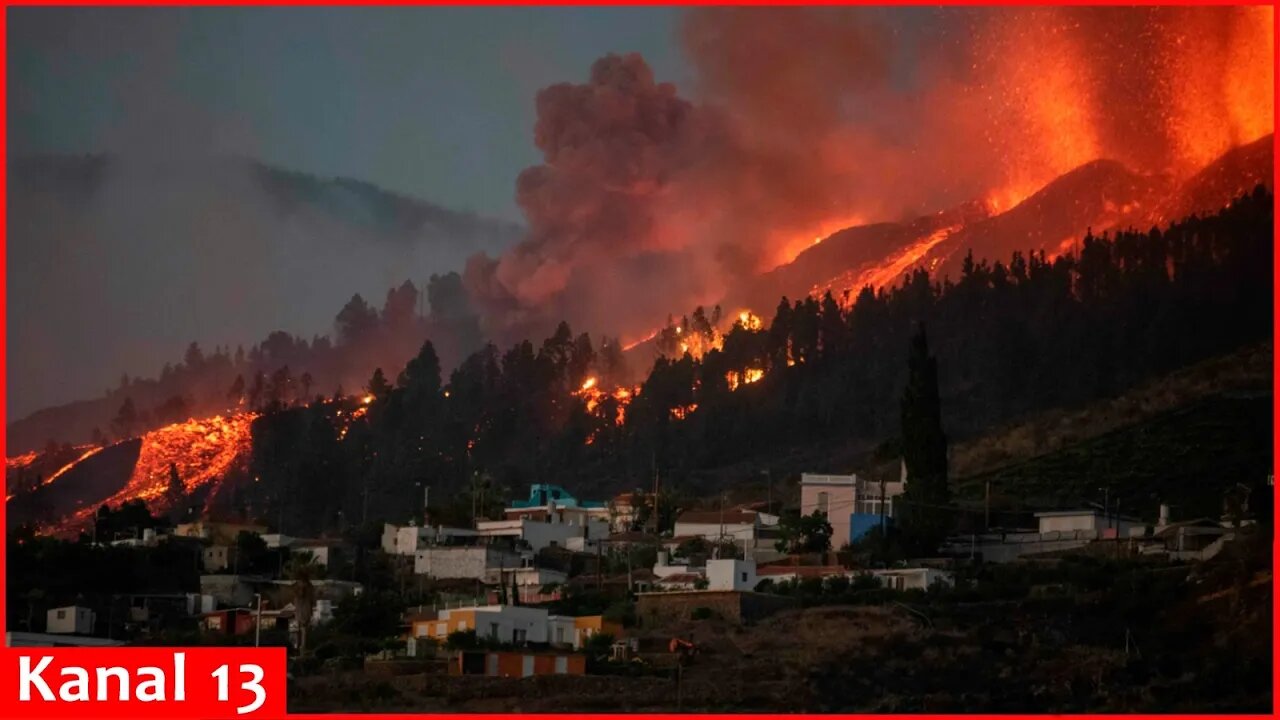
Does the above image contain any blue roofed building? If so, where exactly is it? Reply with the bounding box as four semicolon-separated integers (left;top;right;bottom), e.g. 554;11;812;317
510;484;606;510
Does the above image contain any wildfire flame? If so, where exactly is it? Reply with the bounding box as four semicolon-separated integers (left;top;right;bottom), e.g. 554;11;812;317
670;403;698;421
573;376;637;426
726;367;766;391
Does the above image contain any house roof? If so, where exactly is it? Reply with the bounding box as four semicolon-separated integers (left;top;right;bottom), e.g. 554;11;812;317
1153;518;1228;537
675;510;758;525
655;573;703;585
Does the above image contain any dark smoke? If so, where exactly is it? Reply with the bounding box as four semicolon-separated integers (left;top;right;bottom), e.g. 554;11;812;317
464;7;1272;349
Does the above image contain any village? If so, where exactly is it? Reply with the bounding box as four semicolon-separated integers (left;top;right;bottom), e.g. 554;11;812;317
8;461;1263;702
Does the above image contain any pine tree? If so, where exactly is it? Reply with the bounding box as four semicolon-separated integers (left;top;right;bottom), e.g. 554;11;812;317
166;462;184;503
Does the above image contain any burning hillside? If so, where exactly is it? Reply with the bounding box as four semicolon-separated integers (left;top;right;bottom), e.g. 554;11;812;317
7;412;257;535
461;6;1272;353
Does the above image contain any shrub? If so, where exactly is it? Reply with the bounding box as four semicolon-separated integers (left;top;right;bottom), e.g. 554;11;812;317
446;629;478;650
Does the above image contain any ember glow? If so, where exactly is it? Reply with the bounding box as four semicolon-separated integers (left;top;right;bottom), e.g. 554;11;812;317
670;403;698;421
6;451;39;474
726;368;765;391
573;376;637;426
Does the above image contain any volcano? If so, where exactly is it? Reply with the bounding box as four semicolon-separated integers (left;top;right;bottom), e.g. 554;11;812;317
6;135;1272;534
727;136;1272;314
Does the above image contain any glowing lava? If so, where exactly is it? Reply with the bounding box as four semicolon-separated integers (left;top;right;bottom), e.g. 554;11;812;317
59;413;257;532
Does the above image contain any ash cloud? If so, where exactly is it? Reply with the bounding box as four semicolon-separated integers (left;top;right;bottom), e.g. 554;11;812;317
464;6;1273;348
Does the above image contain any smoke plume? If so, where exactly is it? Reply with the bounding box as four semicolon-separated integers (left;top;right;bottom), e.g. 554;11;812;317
465;6;1273;347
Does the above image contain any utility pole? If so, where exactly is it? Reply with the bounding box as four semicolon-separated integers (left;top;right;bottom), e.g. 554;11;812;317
596;540;604;593
878;475;888;560
254;593;263;647
651;452;660;534
719;492;726;558
984;480;991;532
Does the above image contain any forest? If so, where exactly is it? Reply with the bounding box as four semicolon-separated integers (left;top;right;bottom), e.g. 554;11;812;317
213;186;1273;538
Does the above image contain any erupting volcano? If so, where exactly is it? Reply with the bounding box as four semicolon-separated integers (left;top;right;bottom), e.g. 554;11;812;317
463;6;1272;354
5;6;1273;534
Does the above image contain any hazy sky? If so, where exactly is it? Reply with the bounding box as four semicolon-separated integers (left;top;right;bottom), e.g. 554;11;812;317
9;7;689;222
6;7;695;418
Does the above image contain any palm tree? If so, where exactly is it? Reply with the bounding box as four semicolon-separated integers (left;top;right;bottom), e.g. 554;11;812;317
24;588;44;631
286;556;323;656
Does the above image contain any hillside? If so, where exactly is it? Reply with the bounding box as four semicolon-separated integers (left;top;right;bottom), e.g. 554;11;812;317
289;538;1272;712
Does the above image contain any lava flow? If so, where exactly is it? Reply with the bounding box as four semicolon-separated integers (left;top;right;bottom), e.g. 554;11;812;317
58;412;257;532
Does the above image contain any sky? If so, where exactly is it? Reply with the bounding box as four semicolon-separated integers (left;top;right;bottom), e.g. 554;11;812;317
6;7;691;418
9;7;689;223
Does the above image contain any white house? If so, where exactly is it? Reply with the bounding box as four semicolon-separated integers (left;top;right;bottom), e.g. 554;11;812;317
800;472;905;547
47;606;95;635
476;516;608;553
653;550;701;579
706;558;757;591
865;567;954;591
288;539;345;567
1034;510;1144;538
381;523;433;556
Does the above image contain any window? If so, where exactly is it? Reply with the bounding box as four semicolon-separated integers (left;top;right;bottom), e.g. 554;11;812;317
489;622;500;639
555;627;566;644
513;628;527;644
741;572;748;583
817;492;829;514
56;610;66;620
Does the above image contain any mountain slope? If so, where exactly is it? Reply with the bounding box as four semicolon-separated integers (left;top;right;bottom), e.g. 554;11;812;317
7;154;522;423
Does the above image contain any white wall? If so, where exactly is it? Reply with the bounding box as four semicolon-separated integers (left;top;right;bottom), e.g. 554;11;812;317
47;606;94;635
672;521;757;543
706;558;757;591
478;518;606;553
868;568;954;591
800;475;856;546
466;606;551;644
1037;513;1143;537
1037;513;1103;534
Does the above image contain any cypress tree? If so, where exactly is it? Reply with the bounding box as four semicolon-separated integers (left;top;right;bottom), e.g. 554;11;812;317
899;324;951;551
